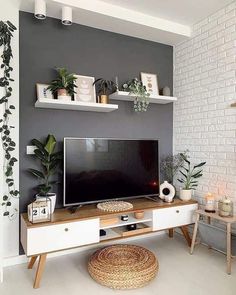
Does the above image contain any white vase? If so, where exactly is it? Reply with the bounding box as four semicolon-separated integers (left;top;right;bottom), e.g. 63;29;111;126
36;193;56;214
180;189;192;201
159;181;175;203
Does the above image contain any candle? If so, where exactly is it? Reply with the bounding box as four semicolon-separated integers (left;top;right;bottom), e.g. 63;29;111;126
218;196;233;217
205;193;215;213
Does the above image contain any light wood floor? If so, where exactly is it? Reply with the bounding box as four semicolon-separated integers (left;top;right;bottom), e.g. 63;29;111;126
0;234;235;295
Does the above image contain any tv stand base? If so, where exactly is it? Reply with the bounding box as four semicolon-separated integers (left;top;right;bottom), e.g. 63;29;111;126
21;198;198;289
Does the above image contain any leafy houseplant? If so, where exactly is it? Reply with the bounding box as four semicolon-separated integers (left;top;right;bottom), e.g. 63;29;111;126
0;20;19;218
47;68;77;101
122;78;150;112
160;150;189;183
29;134;62;213
93;78;117;104
178;153;206;201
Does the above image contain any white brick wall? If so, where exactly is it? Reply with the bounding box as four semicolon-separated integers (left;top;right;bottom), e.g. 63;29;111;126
174;1;236;209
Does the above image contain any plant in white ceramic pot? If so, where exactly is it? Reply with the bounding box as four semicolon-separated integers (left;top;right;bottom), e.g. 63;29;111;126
28;134;62;213
178;154;206;201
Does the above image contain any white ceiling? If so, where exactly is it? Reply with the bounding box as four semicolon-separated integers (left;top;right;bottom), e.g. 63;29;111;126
100;0;233;26
20;0;233;45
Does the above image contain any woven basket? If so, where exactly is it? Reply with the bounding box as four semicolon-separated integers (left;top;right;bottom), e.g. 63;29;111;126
88;245;158;289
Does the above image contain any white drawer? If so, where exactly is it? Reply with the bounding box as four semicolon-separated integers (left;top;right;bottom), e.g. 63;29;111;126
26;219;99;256
152;204;198;231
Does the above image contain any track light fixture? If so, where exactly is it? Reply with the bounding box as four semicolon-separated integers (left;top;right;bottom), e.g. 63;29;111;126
34;0;46;20
62;6;72;25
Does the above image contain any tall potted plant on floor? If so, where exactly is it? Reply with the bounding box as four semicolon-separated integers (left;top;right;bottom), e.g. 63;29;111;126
47;67;77;101
28;134;62;213
178;154;206;201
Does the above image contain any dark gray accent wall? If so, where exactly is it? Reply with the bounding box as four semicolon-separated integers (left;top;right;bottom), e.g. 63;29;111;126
19;11;173;213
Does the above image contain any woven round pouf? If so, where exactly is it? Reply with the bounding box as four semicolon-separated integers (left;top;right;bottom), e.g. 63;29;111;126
88;245;158;289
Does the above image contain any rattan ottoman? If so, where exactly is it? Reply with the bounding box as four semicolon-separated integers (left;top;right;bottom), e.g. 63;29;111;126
88;244;158;289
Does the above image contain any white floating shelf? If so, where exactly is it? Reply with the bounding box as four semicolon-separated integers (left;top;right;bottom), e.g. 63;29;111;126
35;98;118;112
110;91;177;104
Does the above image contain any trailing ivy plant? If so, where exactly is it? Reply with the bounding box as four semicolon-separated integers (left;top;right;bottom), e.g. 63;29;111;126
0;21;19;218
122;78;150;112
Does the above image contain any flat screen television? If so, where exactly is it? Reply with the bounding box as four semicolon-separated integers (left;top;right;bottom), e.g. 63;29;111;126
64;138;159;206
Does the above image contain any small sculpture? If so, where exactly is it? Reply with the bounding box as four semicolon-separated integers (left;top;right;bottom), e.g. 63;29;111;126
159;181;175;203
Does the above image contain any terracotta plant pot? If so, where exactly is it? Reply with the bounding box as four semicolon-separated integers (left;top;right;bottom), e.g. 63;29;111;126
99;95;109;104
57;88;71;101
180;189;192;201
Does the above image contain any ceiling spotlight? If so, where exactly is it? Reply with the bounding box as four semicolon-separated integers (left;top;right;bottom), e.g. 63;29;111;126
62;6;72;25
34;0;46;20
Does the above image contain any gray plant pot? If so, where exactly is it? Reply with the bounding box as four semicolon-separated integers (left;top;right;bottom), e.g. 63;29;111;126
198;221;236;255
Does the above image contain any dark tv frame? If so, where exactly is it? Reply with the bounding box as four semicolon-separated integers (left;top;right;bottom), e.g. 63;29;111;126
63;137;160;207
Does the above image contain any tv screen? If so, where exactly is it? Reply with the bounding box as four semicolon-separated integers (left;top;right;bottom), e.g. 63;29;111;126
64;138;159;206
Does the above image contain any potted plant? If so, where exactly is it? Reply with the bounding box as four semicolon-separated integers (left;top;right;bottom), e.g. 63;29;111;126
122;78;150;112
93;78;117;104
160;150;189;184
47;67;77;101
29;134;62;213
178;154;206;201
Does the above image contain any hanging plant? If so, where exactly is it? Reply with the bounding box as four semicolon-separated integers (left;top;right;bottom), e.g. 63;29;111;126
122;78;150;112
0;20;19;218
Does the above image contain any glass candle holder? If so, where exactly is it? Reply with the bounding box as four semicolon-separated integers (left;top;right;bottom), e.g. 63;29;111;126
205;193;215;213
218;196;233;217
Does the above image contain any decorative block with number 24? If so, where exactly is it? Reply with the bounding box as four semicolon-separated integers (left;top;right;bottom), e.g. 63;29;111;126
28;198;52;223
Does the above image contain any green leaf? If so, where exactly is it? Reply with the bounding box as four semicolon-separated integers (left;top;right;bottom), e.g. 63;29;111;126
29;169;45;179
179;170;187;178
34;149;48;162
180;153;190;165
192;171;203;178
3;195;8;201
193;162;206;169
45;134;56;155
31;139;46;152
193;174;203;179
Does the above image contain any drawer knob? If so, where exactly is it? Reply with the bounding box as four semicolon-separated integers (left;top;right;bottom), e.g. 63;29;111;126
176;210;180;213
64;228;69;232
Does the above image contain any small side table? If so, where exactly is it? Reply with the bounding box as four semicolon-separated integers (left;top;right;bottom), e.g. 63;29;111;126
190;209;236;274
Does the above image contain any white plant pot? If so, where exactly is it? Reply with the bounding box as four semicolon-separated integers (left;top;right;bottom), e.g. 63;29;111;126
57;95;71;102
180;189;192;201
36;193;56;214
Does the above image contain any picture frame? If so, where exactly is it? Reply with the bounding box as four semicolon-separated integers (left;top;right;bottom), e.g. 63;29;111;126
140;72;159;96
74;75;96;103
36;83;54;100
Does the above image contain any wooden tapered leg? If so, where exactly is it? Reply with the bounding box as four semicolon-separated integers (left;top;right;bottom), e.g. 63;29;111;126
226;223;232;275
190;213;200;254
33;254;47;289
28;256;38;269
180;225;192;247
168;228;174;238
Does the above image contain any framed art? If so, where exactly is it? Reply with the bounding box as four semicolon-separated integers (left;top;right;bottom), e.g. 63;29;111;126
140;72;159;96
36;83;53;100
74;75;96;103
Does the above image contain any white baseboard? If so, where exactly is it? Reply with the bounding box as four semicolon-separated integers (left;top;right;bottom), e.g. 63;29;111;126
3;230;165;267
